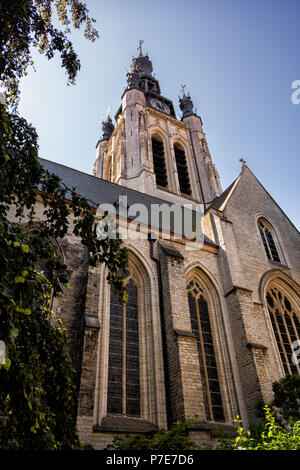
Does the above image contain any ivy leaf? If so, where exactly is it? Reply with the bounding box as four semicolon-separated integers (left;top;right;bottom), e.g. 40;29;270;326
0;357;12;371
9;327;19;339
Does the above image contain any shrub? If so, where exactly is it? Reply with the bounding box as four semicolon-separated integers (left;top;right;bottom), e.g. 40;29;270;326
220;406;300;451
106;419;197;451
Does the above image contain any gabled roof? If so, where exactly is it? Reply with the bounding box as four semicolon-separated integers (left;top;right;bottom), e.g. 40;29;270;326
39;157;217;246
207;165;299;234
208;177;239;212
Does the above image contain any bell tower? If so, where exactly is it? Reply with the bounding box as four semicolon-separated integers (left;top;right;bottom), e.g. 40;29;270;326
93;43;222;207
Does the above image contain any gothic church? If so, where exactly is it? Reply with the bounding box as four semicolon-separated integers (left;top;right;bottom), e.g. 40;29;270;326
36;45;300;449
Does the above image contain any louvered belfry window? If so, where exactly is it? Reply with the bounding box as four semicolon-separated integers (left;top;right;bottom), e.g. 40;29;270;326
174;144;191;196
151;137;168;188
107;272;140;417
258;220;281;263
187;280;225;422
266;286;300;375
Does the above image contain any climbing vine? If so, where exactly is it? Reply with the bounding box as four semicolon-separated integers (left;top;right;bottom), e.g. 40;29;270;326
0;0;128;449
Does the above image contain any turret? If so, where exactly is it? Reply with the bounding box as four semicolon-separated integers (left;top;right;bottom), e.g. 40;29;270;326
179;86;194;118
180;87;222;199
94;111;115;178
93;42;222;204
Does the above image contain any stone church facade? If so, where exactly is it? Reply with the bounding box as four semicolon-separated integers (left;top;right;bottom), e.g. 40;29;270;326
24;47;300;449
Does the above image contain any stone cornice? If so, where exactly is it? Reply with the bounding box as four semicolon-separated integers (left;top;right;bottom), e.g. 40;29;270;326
93;416;158;434
247;342;268;351
147;107;188;128
224;285;253;297
173;329;196;339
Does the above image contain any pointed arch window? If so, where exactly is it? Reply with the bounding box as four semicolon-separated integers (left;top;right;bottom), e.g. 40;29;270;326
107;271;140;417
174;143;191;196
187;280;225;422
266;285;300;375
96;251;167;429
151;136;168;188
258;219;281;263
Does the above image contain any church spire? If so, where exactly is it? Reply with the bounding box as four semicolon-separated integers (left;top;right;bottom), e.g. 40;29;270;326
130;41;153;77
125;42;162;95
101;109;114;141
179;86;195;117
137;39;144;56
95;43;221;202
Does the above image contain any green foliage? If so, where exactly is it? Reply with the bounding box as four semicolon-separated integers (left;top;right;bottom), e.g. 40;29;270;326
250;374;300;439
271;374;300;423
0;0;99;105
219;375;300;451
231;406;300;450
0;0;128;449
218;405;300;451
106;419;197;451
0;226;81;448
0;100;127;451
0;104;129;300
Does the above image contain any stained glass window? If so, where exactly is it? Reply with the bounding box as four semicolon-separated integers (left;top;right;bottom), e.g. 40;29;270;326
258;220;281;263
187;280;225;421
266;286;300;375
107;273;140;417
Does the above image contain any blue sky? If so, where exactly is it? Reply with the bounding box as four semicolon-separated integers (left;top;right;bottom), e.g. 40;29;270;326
18;0;300;229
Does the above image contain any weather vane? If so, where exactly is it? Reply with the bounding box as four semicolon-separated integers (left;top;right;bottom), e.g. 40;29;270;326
239;158;246;168
138;40;144;55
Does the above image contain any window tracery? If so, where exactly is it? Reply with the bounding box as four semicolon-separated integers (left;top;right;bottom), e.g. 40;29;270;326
187;279;225;421
258;219;281;263
107;270;140;417
266;285;300;375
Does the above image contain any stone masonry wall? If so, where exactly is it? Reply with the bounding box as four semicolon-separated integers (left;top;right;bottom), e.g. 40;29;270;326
158;243;206;423
216;167;300;421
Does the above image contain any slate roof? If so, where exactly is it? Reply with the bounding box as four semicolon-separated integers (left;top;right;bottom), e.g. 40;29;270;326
39;158;217;246
207;179;238;212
